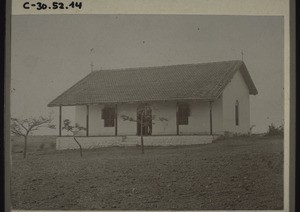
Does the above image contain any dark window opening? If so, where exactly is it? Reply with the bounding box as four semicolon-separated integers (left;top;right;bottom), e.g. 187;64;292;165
235;100;239;126
178;104;190;125
102;107;115;127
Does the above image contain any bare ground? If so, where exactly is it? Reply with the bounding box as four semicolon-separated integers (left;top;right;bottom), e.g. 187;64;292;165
11;135;283;210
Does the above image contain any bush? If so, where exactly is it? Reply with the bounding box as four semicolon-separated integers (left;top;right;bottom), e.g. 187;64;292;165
49;142;56;150
266;123;284;136
39;143;45;150
216;131;251;140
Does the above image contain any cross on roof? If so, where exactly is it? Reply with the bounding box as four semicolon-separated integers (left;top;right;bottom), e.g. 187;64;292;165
241;50;244;61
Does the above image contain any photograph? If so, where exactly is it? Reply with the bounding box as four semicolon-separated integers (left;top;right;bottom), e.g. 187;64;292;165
10;13;285;210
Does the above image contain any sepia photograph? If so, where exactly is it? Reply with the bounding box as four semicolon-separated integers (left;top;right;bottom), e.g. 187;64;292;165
10;12;285;211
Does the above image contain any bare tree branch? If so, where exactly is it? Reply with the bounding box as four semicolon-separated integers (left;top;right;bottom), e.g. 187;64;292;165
119;104;168;154
62;119;85;156
10;115;55;159
11;129;25;137
12;118;29;133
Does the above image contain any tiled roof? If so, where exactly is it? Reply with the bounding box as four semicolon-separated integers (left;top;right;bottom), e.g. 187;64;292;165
48;60;258;107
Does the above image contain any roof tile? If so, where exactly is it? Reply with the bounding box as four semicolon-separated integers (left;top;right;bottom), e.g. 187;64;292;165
48;60;258;106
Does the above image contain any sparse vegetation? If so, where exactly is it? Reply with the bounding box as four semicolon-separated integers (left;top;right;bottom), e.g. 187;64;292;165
62;119;86;157
219;131;251;140
10;116;55;158
39;143;45;150
49;142;56;149
11;135;56;153
11;136;283;210
266;123;284;137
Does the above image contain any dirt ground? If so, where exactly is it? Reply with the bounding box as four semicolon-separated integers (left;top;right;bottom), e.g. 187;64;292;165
10;135;283;210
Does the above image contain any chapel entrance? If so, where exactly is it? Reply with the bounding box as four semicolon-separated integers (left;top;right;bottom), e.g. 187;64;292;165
137;105;152;136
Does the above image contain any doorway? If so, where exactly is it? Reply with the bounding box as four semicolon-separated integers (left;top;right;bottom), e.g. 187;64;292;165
137;106;152;136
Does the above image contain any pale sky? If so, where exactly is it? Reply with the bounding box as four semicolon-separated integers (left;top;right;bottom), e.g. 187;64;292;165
11;15;284;134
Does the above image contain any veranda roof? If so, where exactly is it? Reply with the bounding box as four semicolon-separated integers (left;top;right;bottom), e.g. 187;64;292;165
48;60;258;107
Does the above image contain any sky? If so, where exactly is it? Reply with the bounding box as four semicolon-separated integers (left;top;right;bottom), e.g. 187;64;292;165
11;15;284;134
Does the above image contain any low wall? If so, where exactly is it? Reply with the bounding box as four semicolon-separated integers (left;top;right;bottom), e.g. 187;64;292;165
56;135;215;150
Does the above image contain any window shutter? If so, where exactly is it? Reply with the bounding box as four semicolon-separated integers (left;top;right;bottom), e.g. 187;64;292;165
103;107;115;127
185;105;190;116
110;108;115;119
178;104;189;125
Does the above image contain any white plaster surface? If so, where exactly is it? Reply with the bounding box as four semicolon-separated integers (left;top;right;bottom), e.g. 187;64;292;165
74;69;251;136
56;135;214;150
222;70;250;134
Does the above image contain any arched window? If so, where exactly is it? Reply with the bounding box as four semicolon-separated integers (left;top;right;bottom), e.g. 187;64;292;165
235;100;239;126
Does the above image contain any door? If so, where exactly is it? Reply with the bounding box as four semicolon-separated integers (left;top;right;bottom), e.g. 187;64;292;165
137;107;152;136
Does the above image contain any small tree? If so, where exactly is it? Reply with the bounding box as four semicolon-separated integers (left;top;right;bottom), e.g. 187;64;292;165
62;119;86;157
121;104;167;153
11;116;55;159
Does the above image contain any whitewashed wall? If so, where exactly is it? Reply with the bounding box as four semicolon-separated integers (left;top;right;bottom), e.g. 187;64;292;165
75;100;223;136
151;102;177;135
178;98;223;135
222;70;250;134
118;103;139;135
76;104;115;136
90;105;115;136
211;96;223;134
56;135;214;150
179;101;209;134
75;105;86;136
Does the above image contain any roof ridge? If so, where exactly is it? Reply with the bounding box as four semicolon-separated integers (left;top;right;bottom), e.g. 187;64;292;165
93;60;243;73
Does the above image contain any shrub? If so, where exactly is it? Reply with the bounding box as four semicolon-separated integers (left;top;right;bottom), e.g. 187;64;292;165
49;142;56;150
266;123;284;136
216;131;251;140
39;143;45;150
